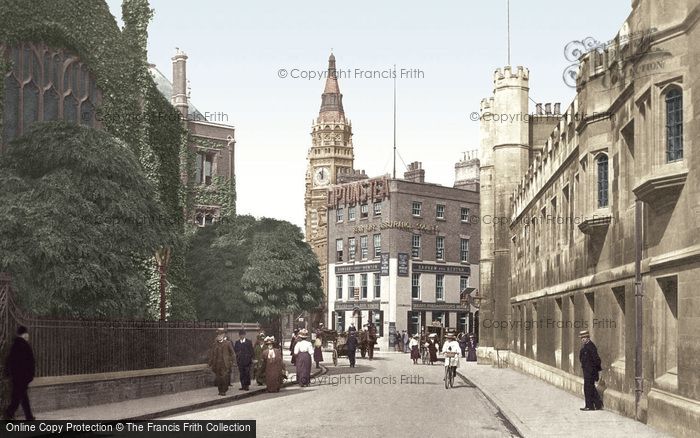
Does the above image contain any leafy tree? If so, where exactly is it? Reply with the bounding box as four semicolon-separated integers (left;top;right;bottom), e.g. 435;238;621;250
186;216;322;325
0;122;173;317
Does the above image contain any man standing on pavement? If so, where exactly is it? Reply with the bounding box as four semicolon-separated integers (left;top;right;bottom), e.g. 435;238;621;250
579;330;603;411
403;330;409;353
3;326;35;421
234;330;254;391
346;331;358;368
208;328;235;396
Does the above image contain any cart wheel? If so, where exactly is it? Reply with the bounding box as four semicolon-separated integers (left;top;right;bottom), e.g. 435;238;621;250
333;349;338;366
444;366;450;389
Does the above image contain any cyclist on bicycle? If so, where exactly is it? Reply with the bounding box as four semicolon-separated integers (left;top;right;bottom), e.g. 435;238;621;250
441;332;461;380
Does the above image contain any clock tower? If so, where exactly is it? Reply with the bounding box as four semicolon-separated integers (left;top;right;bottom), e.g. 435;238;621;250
304;53;354;320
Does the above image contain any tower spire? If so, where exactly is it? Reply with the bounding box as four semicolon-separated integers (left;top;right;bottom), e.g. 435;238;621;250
319;52;344;122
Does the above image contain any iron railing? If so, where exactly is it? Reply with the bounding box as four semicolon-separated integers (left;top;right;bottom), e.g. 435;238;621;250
0;273;259;377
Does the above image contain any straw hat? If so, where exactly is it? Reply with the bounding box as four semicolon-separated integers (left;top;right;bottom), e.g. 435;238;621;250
579;330;590;338
429;333;437;338
445;332;456;339
298;329;309;338
264;336;275;345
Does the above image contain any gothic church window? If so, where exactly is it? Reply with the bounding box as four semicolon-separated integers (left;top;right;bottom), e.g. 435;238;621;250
2;42;102;145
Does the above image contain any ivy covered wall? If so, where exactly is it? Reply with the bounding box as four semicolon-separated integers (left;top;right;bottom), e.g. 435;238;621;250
0;0;196;319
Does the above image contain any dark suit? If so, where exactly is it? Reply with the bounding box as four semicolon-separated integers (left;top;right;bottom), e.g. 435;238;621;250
233;338;254;389
3;336;35;420
346;334;358;368
579;340;603;409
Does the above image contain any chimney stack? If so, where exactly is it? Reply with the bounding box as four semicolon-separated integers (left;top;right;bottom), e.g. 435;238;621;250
554;102;561;114
536;103;543;115
172;48;189;117
404;162;425;183
544;103;552;115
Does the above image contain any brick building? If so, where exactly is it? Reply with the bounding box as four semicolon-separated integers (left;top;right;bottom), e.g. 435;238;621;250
326;160;480;350
151;49;236;225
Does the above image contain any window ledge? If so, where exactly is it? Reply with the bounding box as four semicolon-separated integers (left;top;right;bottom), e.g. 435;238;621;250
578;210;612;235
633;166;688;204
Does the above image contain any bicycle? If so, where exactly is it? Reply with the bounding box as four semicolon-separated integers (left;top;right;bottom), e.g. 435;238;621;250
443;351;458;389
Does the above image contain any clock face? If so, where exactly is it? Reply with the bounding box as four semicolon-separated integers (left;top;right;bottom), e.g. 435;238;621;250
314;167;330;186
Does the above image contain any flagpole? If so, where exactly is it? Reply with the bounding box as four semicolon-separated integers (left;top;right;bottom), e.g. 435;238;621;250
507;0;511;65
393;64;397;180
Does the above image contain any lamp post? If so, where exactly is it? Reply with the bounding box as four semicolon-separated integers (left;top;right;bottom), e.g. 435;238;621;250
154;246;171;321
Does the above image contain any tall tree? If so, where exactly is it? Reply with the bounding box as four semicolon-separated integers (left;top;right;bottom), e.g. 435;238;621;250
0;122;172;317
242;219;323;331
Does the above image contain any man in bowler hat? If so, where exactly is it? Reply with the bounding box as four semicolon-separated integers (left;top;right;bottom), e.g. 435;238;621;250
3;326;35;420
579;330;603;411
233;330;254;390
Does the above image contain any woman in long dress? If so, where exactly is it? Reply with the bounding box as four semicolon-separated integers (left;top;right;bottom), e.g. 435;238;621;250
313;325;324;368
261;336;285;393
293;329;313;387
409;334;420;364
427;333;438;365
466;333;478;362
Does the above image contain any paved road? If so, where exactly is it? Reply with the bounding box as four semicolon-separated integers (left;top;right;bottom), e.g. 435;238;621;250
164;351;519;438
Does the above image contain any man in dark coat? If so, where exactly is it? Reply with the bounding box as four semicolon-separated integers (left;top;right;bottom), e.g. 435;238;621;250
579;330;603;411
346;332;358;368
209;328;235;396
3;326;35;420
233;330;254;391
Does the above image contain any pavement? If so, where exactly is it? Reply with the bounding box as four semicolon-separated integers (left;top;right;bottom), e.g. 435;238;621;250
38;355;326;421
457;361;670;438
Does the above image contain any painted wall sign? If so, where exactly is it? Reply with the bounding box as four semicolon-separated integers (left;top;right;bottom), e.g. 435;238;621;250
327;176;390;208
412;302;466;311
412;263;470;275
335;262;381;274
398;253;410;276
335;301;381;311
380;253;390;276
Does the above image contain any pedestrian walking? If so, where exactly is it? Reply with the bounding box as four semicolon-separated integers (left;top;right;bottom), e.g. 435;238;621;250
294;329;313;387
313;324;324;368
208;328;234;396
289;329;299;365
458;332;467;357
579;330;604;411
3;326;35;421
261;336;285;393
466;333;478;362
403;330;409;353
409;334;420;364
348;323;356;334
253;333;266;386
346;331;358;368
427;333;438;365
233;330;254;391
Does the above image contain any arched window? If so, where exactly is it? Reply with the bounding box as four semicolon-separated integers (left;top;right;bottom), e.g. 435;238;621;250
1;42;102;145
597;154;609;208
665;88;683;162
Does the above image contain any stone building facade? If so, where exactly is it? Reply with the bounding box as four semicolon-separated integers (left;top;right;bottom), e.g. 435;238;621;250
151;49;236;225
478;1;700;435
304;53;356;319
326;161;480;351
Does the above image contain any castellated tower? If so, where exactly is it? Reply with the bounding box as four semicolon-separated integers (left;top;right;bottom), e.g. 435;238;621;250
304;53;355;323
480;66;530;352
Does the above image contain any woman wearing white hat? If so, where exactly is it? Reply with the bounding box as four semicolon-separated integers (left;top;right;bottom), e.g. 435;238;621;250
426;333;439;365
409;334;420;364
293;329;313;387
262;336;285;393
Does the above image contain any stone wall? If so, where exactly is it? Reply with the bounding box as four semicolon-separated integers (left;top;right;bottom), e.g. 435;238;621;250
26;364;233;413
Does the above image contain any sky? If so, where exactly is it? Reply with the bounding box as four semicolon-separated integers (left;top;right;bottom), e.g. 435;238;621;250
105;0;632;229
